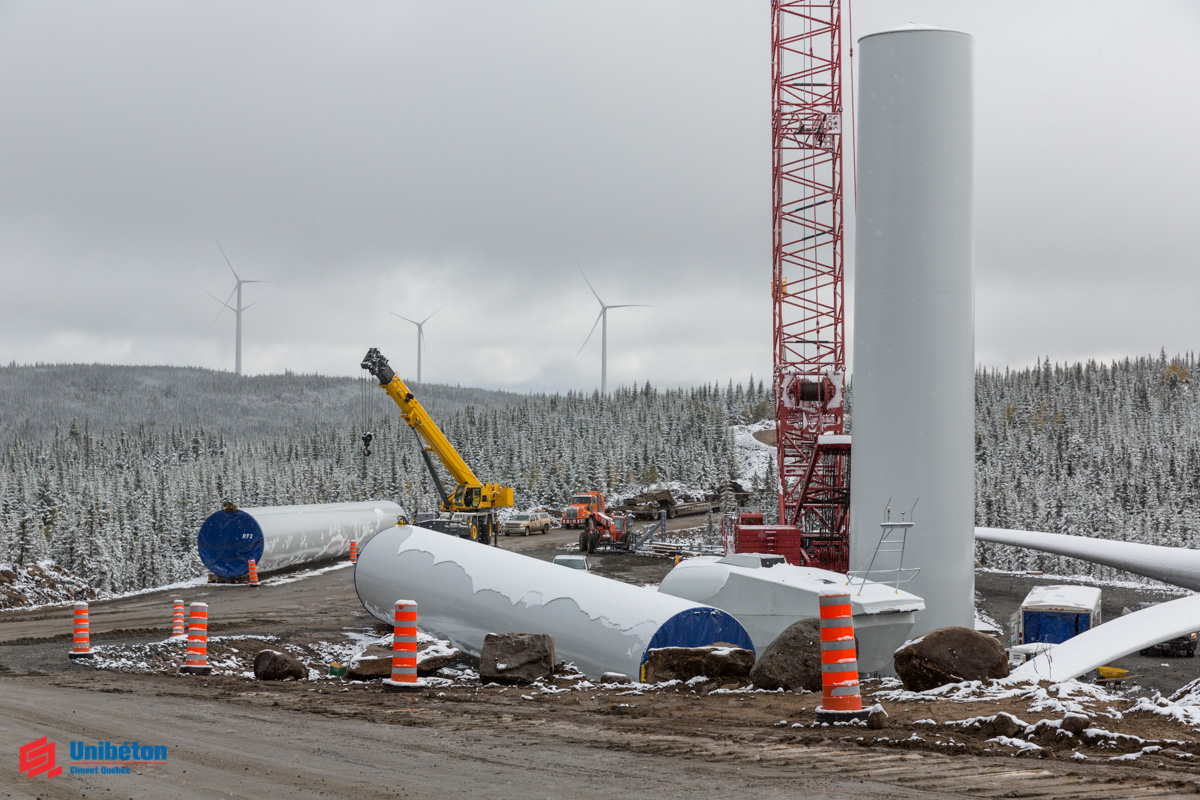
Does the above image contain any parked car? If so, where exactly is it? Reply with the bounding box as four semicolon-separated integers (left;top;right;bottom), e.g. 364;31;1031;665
1134;602;1198;657
503;510;554;537
552;554;590;571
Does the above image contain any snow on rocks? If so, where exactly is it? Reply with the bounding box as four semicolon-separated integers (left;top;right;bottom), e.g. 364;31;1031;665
0;560;99;609
893;626;1010;691
86;634;283;675
1127;693;1200;727
986;735;1042;753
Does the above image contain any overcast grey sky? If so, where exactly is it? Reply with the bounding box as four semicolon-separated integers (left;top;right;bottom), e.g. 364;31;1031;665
2;1;1198;391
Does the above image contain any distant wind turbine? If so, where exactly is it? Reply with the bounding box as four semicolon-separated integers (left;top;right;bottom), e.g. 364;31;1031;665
390;305;445;385
576;266;652;394
206;237;269;376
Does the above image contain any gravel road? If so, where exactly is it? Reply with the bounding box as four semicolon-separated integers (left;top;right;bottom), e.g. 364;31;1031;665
1;677;989;800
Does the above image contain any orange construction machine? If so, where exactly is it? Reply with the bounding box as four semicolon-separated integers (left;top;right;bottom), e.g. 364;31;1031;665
561;491;606;530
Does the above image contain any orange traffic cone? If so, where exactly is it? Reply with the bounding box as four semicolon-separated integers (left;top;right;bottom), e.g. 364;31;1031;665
68;601;94;659
815;591;869;722
179;602;213;675
171;599;186;641
382;600;425;692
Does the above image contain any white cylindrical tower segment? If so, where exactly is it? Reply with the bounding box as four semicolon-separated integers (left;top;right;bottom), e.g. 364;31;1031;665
198;501;403;578
355;526;754;679
849;25;975;636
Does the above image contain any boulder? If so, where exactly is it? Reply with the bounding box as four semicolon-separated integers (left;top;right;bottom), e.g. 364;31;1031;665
254;648;305;681
479;633;555;685
867;704;889;730
1062;712;1090;735
643;645;755;684
981;712;1027;739
342;642;389;680
346;656;391;680
416;645;464;676
747;618;824;692
893;626;1009;691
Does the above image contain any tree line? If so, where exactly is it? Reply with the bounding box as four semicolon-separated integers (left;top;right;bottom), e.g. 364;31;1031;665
3;352;1197;592
0;371;772;591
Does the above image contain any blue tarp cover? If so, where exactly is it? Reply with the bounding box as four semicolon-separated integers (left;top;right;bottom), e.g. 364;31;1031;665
1024;610;1092;645
642;607;755;664
197;509;264;578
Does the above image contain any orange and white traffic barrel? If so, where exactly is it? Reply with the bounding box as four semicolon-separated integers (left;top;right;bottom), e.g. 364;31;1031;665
247;558;260;587
815;591;869;722
350;541;358;564
171;599;186;641
382;599;425;692
179;602;213;675
68;601;94;659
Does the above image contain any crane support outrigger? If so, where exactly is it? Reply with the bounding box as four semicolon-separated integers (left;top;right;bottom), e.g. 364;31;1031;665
361;347;514;544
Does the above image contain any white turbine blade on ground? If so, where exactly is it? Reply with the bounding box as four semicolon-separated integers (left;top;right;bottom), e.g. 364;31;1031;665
976;526;1200;592
214;236;241;282
1006;595;1200;684
576;309;604;356
577;263;604;307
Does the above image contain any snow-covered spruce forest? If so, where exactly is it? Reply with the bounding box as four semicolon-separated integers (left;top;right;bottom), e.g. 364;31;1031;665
972;353;1200;581
2;353;1198;592
0;364;774;591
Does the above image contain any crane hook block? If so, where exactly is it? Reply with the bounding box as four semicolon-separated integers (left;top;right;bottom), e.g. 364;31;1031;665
361;431;374;457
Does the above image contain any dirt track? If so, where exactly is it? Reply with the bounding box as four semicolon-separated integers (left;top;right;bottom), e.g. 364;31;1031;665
4;532;1200;798
13;673;1162;800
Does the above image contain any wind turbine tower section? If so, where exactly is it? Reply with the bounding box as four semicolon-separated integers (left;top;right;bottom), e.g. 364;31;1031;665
732;1;850;571
849;26;975;635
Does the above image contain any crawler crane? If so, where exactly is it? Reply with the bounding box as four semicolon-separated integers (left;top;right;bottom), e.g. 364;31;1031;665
361;347;514;544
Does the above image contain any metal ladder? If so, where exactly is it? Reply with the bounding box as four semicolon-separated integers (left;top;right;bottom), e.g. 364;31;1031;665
847;499;921;595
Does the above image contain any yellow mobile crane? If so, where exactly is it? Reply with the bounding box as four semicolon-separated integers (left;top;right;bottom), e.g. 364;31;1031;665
361;347;514;544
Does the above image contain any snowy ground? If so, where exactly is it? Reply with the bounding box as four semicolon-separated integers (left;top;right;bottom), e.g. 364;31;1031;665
78;624;1200;765
731;420;775;487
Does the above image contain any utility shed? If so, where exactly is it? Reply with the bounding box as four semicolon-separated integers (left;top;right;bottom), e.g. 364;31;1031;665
1016;585;1102;645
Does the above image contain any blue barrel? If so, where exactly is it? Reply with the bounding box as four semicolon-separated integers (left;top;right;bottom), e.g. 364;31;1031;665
197;508;264;578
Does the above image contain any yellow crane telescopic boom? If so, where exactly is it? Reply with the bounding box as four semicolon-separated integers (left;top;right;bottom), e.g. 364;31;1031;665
360;348;514;515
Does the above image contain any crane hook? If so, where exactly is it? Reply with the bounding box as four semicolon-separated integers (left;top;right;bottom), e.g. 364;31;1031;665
361;431;373;457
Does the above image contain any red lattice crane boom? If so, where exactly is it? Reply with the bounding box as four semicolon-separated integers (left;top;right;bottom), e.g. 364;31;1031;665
729;0;851;572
